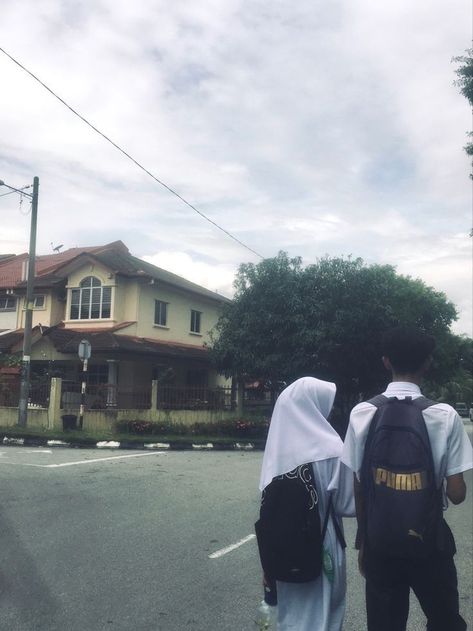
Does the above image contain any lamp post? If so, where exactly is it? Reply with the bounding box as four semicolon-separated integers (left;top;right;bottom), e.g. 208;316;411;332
0;176;39;427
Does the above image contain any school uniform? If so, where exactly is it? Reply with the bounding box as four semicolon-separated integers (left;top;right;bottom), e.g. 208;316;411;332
259;377;355;631
342;382;473;631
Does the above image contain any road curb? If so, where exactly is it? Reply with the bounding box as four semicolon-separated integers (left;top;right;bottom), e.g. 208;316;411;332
1;435;265;451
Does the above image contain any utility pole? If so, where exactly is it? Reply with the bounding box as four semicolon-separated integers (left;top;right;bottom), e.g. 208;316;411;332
17;176;39;427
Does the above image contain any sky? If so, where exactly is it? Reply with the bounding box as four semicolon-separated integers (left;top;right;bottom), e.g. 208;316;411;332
0;0;471;335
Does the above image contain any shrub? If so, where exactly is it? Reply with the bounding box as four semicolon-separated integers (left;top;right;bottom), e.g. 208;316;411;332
112;417;270;439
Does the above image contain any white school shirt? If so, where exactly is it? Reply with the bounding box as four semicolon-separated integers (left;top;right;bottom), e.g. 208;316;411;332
341;382;473;503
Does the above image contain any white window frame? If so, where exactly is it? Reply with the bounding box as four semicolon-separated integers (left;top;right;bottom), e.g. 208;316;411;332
190;309;202;334
33;294;46;309
70;276;112;320
0;296;16;311
154;300;168;327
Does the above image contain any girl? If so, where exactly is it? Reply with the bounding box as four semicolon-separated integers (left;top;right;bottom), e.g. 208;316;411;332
259;377;355;631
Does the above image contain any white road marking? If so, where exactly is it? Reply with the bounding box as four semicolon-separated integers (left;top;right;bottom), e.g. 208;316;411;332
209;534;256;559
23;449;53;454
0;451;167;468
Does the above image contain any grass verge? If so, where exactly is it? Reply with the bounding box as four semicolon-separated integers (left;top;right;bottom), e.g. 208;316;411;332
0;425;265;448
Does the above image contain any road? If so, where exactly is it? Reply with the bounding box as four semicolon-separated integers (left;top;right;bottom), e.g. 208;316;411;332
0;424;471;630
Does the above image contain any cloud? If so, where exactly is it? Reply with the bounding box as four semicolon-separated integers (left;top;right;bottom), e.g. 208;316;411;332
143;250;235;297
0;0;471;336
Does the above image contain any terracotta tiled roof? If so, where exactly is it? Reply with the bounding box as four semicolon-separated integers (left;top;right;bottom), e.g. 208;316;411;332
0;329;24;352
46;326;209;360
0;241;128;289
0;240;230;304
0;325;210;361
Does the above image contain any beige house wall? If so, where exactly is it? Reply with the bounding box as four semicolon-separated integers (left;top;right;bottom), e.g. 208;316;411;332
16;292;54;329
30;336;67;362
113;278;139;333
3;258;230;389
49;289;67;326
135;282;222;345
0;309;17;330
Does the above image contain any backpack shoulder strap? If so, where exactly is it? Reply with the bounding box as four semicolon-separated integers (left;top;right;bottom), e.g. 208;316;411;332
321;494;347;549
366;394;389;408
411;396;437;411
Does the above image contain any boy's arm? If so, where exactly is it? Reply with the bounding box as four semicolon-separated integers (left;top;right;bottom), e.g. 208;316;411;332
446;472;466;504
354;474;366;576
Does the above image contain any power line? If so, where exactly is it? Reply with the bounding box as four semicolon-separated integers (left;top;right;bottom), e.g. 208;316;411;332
0;183;32;198
0;46;264;259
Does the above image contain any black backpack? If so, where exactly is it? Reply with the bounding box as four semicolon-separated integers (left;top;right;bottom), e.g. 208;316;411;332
360;395;443;558
255;463;345;583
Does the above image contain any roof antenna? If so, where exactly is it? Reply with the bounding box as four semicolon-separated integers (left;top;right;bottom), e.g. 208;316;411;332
51;242;63;253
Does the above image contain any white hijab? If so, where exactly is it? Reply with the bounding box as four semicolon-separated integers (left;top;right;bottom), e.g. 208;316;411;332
259;377;343;491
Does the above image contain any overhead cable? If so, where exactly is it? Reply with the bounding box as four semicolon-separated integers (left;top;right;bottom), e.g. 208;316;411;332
0;46;263;259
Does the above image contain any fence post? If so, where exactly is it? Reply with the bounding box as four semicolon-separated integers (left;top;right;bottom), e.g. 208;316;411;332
236;380;244;416
151;380;158;411
48;377;62;430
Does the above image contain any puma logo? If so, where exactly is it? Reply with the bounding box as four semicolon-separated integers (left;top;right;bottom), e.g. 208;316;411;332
408;529;424;542
374;467;426;490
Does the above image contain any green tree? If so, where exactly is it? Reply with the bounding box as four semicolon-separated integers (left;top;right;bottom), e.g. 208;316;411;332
425;334;473;405
453;48;473;176
209;254;459;426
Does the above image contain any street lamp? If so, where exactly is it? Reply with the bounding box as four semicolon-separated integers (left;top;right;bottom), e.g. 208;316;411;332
0;176;40;427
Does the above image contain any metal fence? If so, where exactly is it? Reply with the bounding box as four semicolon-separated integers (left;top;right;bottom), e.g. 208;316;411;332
29;381;50;408
157;386;233;410
0;377;20;407
0;379;234;412
0;376;49;408
61;382;152;410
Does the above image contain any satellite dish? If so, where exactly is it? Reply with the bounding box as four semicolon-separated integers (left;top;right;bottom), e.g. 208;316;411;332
51;242;64;253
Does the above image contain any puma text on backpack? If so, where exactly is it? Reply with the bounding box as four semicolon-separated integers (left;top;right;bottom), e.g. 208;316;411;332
360;395;442;558
255;463;340;583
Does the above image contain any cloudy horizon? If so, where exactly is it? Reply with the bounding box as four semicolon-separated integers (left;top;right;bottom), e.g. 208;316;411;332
0;0;471;335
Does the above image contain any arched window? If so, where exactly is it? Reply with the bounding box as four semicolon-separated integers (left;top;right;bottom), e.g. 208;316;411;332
70;276;111;320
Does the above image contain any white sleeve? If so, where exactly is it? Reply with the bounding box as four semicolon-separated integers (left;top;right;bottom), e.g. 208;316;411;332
341;421;358;474
341;402;376;479
445;414;473;477
331;460;356;517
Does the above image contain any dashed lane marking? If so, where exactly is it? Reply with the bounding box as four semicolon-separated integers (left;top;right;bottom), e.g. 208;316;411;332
0;451;167;468
209;534;256;559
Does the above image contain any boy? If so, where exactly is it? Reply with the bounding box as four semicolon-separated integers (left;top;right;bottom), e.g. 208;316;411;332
342;326;472;631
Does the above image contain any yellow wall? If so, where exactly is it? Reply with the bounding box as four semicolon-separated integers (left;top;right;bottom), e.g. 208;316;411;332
134;281;223;345
16;292;55;328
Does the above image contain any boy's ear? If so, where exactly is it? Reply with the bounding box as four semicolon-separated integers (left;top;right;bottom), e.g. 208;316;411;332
382;356;392;371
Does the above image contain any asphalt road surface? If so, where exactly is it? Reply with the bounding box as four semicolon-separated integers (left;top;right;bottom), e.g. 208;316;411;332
0;424;471;630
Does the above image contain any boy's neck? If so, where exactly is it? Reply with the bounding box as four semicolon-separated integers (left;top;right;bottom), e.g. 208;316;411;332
391;373;423;386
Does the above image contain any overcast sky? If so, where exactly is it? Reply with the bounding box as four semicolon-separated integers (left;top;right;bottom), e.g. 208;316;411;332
0;0;471;335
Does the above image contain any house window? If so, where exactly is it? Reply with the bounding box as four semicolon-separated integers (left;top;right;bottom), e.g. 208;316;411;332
70;276;111;320
33;295;45;308
0;296;16;311
154;300;168;327
190;310;201;334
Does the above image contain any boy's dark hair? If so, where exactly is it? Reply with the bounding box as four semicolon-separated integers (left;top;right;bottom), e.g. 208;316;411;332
381;326;436;374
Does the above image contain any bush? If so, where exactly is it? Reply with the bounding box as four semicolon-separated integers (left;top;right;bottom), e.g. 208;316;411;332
112;417;270;439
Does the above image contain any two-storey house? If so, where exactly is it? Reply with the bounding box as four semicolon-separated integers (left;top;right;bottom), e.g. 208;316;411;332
0;241;230;405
